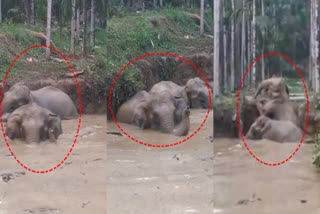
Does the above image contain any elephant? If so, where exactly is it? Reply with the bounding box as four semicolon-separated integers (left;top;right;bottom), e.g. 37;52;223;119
149;91;190;136
5;103;62;143
241;96;261;136
259;99;300;127
2;83;78;119
245;115;302;143
116;90;151;129
149;78;211;109
185;77;211;109
254;77;290;101
149;81;188;103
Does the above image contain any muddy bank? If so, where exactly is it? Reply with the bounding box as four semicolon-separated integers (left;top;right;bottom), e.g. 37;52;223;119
134;52;213;91
214;138;320;214
0;115;107;213
107;109;213;213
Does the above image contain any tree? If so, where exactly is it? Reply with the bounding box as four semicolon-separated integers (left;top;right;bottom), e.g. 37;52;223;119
90;0;96;51
310;0;319;92
0;0;2;23
70;0;76;54
230;0;235;91
200;0;204;35
223;0;227;91
46;0;52;59
214;0;221;97
82;0;88;58
252;0;256;86
241;0;246;82
160;0;163;7
76;7;80;42
31;0;35;25
153;0;157;8
261;0;265;81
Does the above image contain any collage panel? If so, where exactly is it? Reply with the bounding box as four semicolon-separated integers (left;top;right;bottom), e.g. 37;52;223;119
106;1;213;213
0;0;107;213
213;0;320;213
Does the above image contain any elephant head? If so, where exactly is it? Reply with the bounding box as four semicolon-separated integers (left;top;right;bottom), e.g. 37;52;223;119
149;91;190;136
2;83;33;115
5;104;62;143
184;77;210;109
132;102;151;129
254;77;289;101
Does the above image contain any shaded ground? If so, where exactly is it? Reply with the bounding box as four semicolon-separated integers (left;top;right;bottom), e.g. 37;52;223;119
0;115;107;214
107;109;213;214
214;138;320;214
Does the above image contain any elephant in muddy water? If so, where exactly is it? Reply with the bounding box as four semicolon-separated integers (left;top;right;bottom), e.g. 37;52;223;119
259;99;300;127
148;91;190;136
254;77;290;101
116;90;151;129
2;83;78;119
150;78;211;109
245;115;302;143
5;103;62;143
185;77;211;109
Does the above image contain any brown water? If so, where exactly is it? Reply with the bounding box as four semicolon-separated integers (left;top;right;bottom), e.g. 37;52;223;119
214;138;320;214
107;109;214;214
0;115;107;214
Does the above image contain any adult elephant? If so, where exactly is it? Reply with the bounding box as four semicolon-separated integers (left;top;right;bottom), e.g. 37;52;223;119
2;83;78;119
150;78;211;109
148;91;190;136
116;90;151;129
245;115;302;143
5;103;63;143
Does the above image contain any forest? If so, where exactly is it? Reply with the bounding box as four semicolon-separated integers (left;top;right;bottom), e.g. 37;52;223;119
0;0;212;115
213;0;314;96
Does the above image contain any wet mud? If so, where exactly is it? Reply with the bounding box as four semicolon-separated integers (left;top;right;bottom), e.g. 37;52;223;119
214;138;320;214
0;115;107;214
107;109;213;214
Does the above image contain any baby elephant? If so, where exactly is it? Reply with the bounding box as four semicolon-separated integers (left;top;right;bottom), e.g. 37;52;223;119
5;103;62;143
245;115;302;143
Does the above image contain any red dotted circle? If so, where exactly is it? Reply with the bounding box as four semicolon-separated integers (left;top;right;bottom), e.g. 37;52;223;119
0;44;82;173
236;52;310;166
108;52;212;147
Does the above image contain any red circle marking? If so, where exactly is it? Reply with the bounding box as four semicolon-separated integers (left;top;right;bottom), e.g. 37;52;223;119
108;52;212;147
236;52;310;166
0;44;82;173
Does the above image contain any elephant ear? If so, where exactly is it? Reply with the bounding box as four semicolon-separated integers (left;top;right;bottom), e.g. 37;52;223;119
10;113;22;124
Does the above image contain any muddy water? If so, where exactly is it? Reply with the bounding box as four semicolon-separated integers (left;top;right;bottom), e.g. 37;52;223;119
214;138;320;214
107;109;213;214
0;115;107;214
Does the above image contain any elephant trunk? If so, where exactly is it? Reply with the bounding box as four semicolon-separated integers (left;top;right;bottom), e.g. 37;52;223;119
159;114;175;134
173;107;190;136
25;127;41;143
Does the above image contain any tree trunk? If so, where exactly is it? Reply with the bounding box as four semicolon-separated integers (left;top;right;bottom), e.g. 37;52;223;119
311;0;319;93
223;0;227;91
76;7;80;42
59;4;62;46
153;0;157;8
82;0;88;58
230;0;235;91
0;0;2;23
200;0;204;35
160;0;163;7
46;0;52;59
70;0;76;54
261;0;265;81
24;0;31;24
252;0;256;86
241;0;246;84
214;0;221;97
90;0;96;51
247;13;251;85
30;0;35;25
